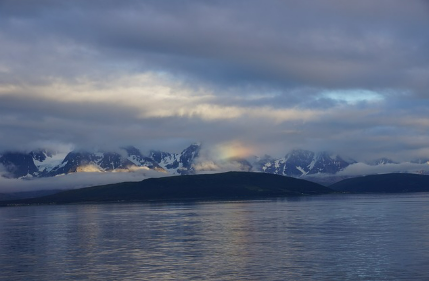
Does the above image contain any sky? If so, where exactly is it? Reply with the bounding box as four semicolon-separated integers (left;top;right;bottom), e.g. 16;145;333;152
1;0;429;162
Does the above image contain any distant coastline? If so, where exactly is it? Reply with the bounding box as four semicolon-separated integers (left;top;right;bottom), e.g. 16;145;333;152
2;172;429;207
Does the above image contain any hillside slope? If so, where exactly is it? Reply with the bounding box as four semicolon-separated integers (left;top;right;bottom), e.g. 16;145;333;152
330;173;429;193
2;172;333;205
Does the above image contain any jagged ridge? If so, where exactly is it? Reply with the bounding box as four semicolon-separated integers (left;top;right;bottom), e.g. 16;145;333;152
0;144;201;178
255;149;352;177
1;145;429;182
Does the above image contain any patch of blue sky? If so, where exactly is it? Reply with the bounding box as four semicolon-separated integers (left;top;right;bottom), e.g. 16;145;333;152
320;89;384;104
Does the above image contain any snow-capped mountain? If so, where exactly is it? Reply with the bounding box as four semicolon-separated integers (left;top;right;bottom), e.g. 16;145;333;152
45;151;130;176
0;152;39;178
0;144;201;179
30;149;71;176
1;143;429;182
43;144;200;177
123;146;164;171
256;149;353;177
367;158;398;166
150;143;201;175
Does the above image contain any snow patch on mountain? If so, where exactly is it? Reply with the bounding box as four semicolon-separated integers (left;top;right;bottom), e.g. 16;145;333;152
367;158;398;166
257;149;352;177
31;149;71;173
150;143;201;175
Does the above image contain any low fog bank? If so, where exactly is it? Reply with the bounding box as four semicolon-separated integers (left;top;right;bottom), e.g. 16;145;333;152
298;162;429;186
0;169;168;193
336;162;429;176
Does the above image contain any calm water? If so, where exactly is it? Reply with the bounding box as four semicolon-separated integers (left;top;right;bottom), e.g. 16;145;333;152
1;193;429;280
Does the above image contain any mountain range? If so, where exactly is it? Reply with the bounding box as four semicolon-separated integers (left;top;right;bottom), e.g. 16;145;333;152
0;144;201;179
1;143;429;184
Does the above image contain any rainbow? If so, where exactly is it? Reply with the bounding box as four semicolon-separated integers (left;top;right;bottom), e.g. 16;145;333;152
215;141;254;160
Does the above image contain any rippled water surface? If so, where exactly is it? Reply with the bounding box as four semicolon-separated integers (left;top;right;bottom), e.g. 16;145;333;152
1;193;429;280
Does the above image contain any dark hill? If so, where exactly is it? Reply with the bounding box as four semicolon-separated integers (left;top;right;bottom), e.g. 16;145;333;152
2;172;333;206
330;173;429;193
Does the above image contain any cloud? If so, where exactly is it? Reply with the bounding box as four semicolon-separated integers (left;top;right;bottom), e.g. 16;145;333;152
193;160;249;174
0;169;168;193
191;142;254;174
0;0;428;164
337;162;429;176
0;164;12;179
1;0;428;90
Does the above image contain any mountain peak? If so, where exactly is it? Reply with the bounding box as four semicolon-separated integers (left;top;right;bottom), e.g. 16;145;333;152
0;152;39;178
368;158;398;166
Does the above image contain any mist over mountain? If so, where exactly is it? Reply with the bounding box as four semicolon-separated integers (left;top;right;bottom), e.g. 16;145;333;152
2;142;429;192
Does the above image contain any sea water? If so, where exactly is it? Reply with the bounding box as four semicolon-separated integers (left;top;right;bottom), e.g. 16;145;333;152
1;193;429;280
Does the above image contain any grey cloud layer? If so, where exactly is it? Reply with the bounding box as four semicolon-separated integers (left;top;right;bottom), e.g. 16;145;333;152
1;0;428;90
0;0;428;162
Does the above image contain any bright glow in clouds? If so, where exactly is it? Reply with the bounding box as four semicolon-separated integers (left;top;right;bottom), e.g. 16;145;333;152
76;164;103;173
0;73;321;123
214;141;255;160
320;89;384;104
192;141;256;174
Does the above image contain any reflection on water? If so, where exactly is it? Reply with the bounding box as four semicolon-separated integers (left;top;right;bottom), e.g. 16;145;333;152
1;193;429;280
